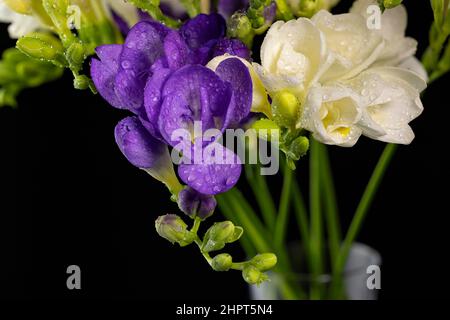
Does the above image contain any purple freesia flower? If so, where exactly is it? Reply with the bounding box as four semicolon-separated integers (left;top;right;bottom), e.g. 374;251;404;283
91;14;252;195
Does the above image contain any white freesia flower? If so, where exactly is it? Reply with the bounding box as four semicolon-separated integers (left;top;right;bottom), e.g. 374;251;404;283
344;67;426;144
351;0;417;66
254;18;331;97
256;0;427;146
207;54;271;117
0;0;42;38
300;85;363;147
311;9;385;81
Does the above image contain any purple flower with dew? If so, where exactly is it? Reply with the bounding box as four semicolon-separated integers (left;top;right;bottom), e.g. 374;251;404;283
91;15;253;196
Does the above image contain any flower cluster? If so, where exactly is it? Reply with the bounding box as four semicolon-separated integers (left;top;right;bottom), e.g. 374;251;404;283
91;14;252;196
254;0;427;146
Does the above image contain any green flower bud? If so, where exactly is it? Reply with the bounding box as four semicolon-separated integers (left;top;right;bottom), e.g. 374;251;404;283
65;42;86;70
250;253;278;271
16;33;66;67
211;253;233;272
272;90;301;128
383;0;403;9
228;12;254;46
74;75;91;90
287;136;309;161
155;214;196;247
242;265;269;285
201;221;243;253
251;119;280;141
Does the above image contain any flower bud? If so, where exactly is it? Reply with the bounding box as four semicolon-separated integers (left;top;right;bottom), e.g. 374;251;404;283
251;119;280;141
178;187;217;220
383;0;403;9
4;0;32;15
16;33;65;67
65;42;86;70
287;136;309;161
201;221;244;252
211;253;233;272
272;90;301;128
228;12;253;40
250;253;278;271
155;214;196;247
242;265;269;285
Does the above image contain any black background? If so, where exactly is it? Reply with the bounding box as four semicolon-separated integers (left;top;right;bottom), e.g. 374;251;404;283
1;0;449;300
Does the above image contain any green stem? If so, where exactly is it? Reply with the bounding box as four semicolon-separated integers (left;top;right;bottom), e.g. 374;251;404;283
244;164;277;231
318;143;341;270
218;190;270;253
309;138;323;300
292;179;310;261
217;195;256;257
274;164;293;250
331;144;397;297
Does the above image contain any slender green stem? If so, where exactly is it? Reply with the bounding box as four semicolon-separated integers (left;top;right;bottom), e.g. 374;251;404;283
216;195;256;257
318;144;341;270
245;163;277;230
274;164;293;250
309;138;323;299
218;191;270;253
331;144;397;297
292;179;310;261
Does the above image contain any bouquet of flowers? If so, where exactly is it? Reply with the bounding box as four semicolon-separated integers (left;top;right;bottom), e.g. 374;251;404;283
1;0;449;300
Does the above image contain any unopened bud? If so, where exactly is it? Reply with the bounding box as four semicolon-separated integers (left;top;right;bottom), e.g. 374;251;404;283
178;187;217;220
201;221;243;252
16;34;65;66
66;42;86;69
250;253;278;271
155;214;195;247
272;90;301;128
251;119;280;141
211;253;233;271
382;0;403;9
287;136;309;161
228;12;253;39
242;265;269;285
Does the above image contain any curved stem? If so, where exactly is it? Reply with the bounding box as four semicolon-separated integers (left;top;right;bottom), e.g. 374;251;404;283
309;139;324;299
274;164;293;250
331;144;397;297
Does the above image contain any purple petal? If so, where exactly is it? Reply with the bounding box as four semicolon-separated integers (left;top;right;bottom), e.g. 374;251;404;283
157;65;232;147
164;31;191;70
114;116;166;169
212;38;251;61
178;143;242;195
144;67;172;138
180;14;225;50
114;21;169;110
215;58;253;127
91;44;124;109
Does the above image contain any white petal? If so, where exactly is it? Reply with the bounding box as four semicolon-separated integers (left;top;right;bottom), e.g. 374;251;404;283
345;67;425;144
398;57;428;83
260;18;328;91
312;10;384;81
300;85;363;147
